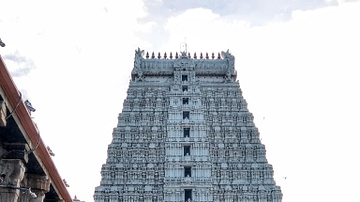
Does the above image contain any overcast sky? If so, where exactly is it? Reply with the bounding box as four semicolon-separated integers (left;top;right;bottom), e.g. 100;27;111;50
1;0;360;201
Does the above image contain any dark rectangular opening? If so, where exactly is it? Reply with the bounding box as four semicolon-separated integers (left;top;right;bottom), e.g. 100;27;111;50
182;75;188;81
182;86;188;92
185;189;192;201
184;128;190;138
183;98;189;105
183;111;190;119
184;146;190;156
184;166;191;177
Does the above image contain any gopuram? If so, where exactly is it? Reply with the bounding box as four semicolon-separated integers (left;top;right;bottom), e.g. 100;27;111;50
94;48;283;202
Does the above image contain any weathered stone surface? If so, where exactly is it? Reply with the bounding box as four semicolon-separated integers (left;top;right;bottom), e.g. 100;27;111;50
0;159;26;202
94;49;282;202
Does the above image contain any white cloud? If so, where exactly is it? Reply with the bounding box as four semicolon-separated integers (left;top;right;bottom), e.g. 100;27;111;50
3;51;35;77
162;8;251;53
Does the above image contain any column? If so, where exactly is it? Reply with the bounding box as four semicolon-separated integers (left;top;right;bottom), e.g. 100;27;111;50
0;159;26;202
0;143;28;202
20;174;50;202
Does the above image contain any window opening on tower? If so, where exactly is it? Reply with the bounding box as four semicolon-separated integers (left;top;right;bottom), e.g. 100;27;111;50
184;146;191;156
183;111;190;119
185;189;192;202
184;166;192;177
184;128;190;137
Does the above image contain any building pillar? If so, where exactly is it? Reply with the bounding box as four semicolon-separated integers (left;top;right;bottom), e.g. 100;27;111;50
19;174;50;202
0;143;29;202
0;159;26;202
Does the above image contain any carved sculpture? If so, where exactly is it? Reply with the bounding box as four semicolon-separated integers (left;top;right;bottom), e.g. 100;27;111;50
133;48;145;81
0;159;26;186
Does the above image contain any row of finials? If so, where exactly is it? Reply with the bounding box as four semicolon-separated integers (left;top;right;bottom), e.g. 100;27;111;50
145;51;223;60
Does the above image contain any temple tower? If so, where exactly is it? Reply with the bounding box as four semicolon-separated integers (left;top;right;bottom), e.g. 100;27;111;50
94;48;282;202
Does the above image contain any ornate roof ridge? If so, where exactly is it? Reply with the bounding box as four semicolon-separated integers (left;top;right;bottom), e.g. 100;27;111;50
135;48;233;60
143;51;222;60
132;48;237;82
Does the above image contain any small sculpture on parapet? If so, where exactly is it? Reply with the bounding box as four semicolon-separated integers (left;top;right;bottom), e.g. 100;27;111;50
180;51;187;58
221;49;235;82
133;48;145;81
135;47;144;67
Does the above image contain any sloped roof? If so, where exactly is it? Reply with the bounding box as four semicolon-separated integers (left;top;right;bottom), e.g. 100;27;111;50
0;55;73;202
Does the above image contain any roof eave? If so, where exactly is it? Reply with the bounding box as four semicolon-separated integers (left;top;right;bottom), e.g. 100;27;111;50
0;55;73;202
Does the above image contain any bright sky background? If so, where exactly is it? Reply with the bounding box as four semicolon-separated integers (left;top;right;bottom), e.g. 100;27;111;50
1;0;360;201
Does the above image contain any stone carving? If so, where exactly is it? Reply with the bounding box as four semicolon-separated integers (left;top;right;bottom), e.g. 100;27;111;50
0;159;26;186
94;50;282;202
181;51;187;57
131;48;239;81
221;49;235;82
132;48;145;81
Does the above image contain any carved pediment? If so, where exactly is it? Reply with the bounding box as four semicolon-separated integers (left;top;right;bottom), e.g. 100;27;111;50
174;55;195;70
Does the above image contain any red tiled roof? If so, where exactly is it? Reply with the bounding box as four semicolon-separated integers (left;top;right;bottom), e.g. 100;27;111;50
0;55;73;202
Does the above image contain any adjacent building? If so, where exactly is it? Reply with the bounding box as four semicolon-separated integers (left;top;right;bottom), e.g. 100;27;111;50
94;49;282;201
0;55;73;202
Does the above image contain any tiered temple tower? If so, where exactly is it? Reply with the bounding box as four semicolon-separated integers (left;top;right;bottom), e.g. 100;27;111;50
94;48;282;202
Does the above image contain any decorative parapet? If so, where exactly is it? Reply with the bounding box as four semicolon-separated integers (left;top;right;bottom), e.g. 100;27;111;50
131;48;237;81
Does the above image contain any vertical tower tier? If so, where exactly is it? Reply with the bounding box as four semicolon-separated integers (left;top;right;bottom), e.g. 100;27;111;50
94;49;282;202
